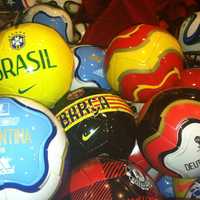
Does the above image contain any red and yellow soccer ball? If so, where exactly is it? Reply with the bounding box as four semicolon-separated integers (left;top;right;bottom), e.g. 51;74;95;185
104;24;184;103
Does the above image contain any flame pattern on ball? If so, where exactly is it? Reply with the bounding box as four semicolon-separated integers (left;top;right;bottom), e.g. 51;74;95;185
105;24;184;102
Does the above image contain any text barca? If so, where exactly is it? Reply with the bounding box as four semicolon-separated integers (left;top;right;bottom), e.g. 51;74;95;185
0;49;57;80
58;95;110;130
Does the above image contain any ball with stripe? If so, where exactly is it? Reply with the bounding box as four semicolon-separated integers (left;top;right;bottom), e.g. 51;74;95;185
58;155;161;200
52;87;137;167
104;24;184;103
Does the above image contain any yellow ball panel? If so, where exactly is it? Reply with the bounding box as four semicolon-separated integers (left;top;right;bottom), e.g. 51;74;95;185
107;30;183;91
0;23;74;107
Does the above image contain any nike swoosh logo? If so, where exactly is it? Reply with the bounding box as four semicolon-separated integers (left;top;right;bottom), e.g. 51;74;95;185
82;127;100;142
18;84;36;94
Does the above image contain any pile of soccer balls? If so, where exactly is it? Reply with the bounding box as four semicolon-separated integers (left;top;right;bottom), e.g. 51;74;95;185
1;1;200;199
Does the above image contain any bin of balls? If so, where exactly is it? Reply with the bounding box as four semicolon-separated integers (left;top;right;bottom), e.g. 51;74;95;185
1;1;200;200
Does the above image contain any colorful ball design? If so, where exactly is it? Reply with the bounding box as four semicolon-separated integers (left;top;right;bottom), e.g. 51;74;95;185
137;87;200;178
179;11;200;67
71;45;111;91
0;95;69;199
52;87;137;167
58;155;161;200
22;4;74;44
104;24;184;103
0;23;74;108
172;177;198;199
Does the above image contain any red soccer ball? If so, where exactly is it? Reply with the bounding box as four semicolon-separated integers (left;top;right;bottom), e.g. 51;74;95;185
58;155;161;200
137;87;200;178
104;24;184;103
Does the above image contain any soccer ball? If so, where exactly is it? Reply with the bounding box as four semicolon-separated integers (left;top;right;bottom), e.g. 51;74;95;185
172;177;198;198
104;24;184;103
71;45;111;91
22;4;74;44
41;0;82;16
179;11;200;67
137;87;200;178
58;155;160;200
52;87;137;167
0;95;69;199
0;23;74;108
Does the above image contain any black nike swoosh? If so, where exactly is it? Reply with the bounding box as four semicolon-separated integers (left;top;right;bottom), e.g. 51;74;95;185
18;84;36;94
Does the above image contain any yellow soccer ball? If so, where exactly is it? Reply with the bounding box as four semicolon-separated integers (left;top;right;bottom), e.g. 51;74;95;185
0;23;74;108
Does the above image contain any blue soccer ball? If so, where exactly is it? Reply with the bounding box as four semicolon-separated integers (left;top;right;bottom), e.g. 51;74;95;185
71;45;111;91
22;4;74;44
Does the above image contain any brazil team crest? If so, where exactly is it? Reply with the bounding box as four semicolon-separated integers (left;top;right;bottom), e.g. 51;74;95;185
9;32;25;50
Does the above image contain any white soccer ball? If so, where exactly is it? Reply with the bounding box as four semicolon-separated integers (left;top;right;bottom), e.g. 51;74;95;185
0;95;69;200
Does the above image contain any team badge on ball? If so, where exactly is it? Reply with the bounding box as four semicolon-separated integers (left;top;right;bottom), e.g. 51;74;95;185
9;32;25;49
0;23;74;108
